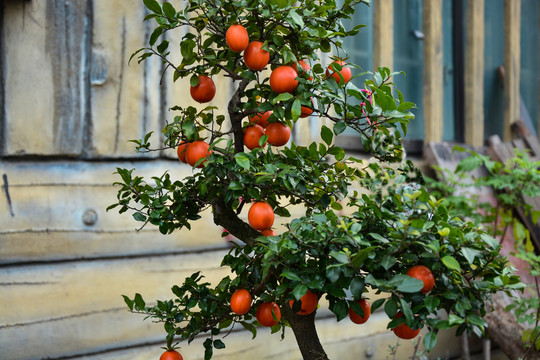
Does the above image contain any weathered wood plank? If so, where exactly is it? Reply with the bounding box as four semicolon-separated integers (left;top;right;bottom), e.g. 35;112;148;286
503;0;521;141
2;0;91;156
90;0;164;158
73;313;465;360
0;161;228;263
0;251;229;360
423;0;444;143
0;160;303;263
373;0;393;70
464;0;485;147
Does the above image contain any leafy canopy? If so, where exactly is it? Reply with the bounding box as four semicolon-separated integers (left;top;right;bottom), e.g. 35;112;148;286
111;0;521;358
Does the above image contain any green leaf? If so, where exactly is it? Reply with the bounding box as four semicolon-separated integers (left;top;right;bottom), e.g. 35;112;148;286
384;297;398;318
288;9;304;28
441;255;461;272
122;295;134;310
326;266;341;283
371;298;385;312
424;296;440;312
213;339;226;349
461;247;481;265
272;93;294;104
190;74;200;87
424;331;438;351
349;277;365;299
293;284;308;300
395;275;424;293
333;121;347;135
149;26;163;46
162;2;176;18
133;212;147;222
143;0;162;14
291;98;302;120
281;270;302;282
235;154;250;170
331;299;349;321
240;321;257;339
321;125;333;145
399;298;414;325
133;293;146;310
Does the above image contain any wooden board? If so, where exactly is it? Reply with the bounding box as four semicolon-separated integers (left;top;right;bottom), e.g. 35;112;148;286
0;161;230;264
422;0;444;143
0;250;229;360
71;313;466;360
90;0;164;158
2;0;90;156
464;0;485;147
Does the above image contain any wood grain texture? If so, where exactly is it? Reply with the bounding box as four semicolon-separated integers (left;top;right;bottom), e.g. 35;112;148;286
465;0;485;147
0;161;230;264
90;0;164;158
503;0;521;141
2;0;91;156
373;0;393;70
422;0;444;143
0;251;229;360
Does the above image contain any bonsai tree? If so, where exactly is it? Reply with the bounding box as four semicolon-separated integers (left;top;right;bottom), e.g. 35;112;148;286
110;1;522;359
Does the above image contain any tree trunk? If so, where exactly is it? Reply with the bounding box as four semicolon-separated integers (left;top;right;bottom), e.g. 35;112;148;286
282;306;330;360
485;292;540;360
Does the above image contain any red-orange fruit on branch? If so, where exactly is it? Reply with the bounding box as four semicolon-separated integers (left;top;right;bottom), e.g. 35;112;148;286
256;302;281;327
226;24;249;52
243;41;270;71
265;122;291;146
190;75;216;103
270;66;299;94
248;201;274;230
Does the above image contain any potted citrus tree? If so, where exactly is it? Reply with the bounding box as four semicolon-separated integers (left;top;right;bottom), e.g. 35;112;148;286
110;1;522;359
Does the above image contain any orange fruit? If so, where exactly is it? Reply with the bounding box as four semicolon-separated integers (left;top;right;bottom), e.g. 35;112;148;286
292;60;313;80
185;140;212;168
249;110;272;128
190;75;216;103
261;229;276;236
265;122;291;146
406;265;435;294
248;201;274;230
176;142;190;163
243;41;270;71
326;61;351;84
226;24;249;52
300;98;315;118
270;66;299;94
348;299;371;324
159;350;183;360
244;124;266;150
256;302;281;327
289;290;318;315
392;312;421;340
230;289;252;315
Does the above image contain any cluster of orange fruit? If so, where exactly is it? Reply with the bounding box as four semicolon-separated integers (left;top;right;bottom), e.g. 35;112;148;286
229;261;434;341
177;24;353;167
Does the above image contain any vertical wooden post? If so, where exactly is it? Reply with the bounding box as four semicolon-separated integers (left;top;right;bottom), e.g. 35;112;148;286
464;0;485;147
373;0;393;70
503;0;521;141
423;0;444;143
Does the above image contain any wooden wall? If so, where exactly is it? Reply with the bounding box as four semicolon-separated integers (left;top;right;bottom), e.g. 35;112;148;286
0;1;470;360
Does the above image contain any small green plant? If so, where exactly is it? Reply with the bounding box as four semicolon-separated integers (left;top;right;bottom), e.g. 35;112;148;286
426;147;540;354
